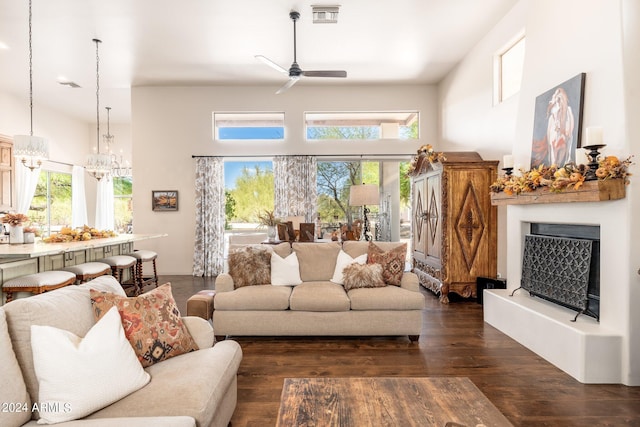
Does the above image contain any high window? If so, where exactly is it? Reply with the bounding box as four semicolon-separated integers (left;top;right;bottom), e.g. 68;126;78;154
213;112;285;140
495;34;526;103
305;111;419;141
27;171;72;235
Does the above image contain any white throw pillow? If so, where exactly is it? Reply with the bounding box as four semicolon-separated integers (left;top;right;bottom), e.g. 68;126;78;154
30;307;150;424
271;252;303;286
330;250;367;284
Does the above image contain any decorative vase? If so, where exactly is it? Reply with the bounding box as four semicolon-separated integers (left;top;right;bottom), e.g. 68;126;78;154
9;225;24;244
267;225;277;242
23;232;35;244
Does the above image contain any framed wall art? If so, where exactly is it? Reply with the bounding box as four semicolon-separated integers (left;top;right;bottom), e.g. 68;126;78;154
152;190;178;211
530;73;585;168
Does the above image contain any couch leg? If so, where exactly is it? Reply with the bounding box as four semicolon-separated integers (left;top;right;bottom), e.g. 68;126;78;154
408;335;419;342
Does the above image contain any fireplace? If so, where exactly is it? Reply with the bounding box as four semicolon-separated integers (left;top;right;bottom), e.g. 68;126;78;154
515;223;600;321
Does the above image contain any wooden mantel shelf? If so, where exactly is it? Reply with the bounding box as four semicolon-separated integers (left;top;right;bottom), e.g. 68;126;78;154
490;179;626;206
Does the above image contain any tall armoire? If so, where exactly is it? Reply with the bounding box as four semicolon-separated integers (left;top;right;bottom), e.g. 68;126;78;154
409;151;498;303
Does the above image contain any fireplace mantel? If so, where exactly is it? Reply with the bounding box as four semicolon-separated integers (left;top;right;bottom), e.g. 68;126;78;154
490;179;626;206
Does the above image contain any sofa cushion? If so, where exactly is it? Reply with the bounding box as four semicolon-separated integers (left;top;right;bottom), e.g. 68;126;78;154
271;242;292;258
330;250;367;285
342;241;406;258
348;286;425;310
0;309;31;427
86;340;243;427
289;282;350;312
215;285;292;311
1;276;125;420
228;246;271;288
271;252;302;286
293;242;341;282
90;284;199;368
31;307;151;424
367;242;407;286
342;263;386;291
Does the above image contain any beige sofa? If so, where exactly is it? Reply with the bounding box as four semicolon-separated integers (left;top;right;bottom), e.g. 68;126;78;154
214;241;424;341
0;276;242;427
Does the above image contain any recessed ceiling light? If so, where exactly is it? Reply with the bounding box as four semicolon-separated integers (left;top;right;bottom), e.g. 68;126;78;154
312;5;340;24
0;41;9;50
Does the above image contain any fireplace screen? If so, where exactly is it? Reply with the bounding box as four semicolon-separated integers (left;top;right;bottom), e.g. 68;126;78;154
520;234;592;320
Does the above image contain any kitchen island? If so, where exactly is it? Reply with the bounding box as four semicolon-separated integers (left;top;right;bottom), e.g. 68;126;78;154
0;233;167;305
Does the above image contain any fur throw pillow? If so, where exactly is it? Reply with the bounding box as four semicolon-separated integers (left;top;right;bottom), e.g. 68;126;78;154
228;246;271;288
367;242;407;286
342;263;386;291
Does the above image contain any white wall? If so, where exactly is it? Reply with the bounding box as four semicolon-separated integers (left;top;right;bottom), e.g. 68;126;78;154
439;0;638;385
131;84;437;275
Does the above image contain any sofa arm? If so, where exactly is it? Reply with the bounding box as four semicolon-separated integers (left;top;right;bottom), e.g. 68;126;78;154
400;271;420;292
182;316;215;348
215;273;235;293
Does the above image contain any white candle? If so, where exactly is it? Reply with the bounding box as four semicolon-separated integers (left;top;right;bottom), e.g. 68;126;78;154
586;127;603;146
503;154;514;168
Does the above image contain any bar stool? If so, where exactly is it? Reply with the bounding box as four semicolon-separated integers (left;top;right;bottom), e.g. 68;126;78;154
61;262;111;284
99;255;139;296
130;250;159;294
2;271;77;303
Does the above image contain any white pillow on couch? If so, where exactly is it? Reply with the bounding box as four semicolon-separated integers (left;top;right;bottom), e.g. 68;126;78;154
271;252;303;286
30;306;150;424
330;250;367;285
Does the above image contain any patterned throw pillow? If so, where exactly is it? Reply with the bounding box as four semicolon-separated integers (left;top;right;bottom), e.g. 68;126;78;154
342;263;386;291
228;246;272;288
90;283;199;368
367;242;407;286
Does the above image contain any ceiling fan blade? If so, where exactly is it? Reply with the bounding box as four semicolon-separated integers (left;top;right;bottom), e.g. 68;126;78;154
276;77;300;95
255;55;288;74
302;70;347;78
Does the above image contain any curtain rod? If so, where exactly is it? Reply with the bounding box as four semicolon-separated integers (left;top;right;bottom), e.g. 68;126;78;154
191;154;413;159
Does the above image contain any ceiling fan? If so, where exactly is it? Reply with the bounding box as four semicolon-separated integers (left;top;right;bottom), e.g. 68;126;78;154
256;10;347;94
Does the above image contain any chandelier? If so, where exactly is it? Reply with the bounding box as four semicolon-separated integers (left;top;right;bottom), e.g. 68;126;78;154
104;106;132;177
13;0;49;171
85;38;111;181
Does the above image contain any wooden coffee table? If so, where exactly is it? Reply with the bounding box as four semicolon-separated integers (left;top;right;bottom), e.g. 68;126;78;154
276;377;512;427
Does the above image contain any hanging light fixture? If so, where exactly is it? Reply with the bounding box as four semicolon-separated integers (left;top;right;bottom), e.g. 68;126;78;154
105;106;132;177
85;38;111;181
13;0;50;171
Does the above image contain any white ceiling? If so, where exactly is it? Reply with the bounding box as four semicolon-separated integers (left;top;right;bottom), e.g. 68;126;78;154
0;0;517;124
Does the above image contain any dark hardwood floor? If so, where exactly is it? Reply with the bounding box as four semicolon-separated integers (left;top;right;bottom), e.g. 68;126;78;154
164;275;640;427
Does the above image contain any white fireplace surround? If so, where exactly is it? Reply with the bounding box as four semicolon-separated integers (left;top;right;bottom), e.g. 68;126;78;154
484;199;631;384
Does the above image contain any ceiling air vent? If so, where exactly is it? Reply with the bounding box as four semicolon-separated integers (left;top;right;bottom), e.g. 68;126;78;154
312;5;340;24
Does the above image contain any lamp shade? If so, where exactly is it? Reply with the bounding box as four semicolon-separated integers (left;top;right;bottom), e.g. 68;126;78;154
349;184;379;206
13;134;49;161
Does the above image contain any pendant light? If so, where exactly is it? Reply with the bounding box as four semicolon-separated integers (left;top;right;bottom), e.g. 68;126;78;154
85;38;111;181
13;0;50;171
105;106;131;177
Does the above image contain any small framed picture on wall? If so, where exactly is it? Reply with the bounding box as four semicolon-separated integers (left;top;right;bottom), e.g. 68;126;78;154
152;190;178;211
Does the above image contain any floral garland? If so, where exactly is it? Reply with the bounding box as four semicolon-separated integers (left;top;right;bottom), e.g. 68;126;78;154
407;144;447;175
490;155;633;196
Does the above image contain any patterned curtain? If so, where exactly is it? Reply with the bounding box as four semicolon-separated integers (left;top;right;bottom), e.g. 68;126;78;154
193;157;225;277
273;155;317;221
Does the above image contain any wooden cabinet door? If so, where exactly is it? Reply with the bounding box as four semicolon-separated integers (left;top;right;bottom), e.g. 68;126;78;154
412;175;428;259
425;173;442;261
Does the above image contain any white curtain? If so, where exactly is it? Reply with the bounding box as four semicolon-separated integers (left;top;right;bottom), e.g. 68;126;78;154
95;178;114;230
15;165;41;214
71;166;88;227
193;157;225;277
273;155;317;221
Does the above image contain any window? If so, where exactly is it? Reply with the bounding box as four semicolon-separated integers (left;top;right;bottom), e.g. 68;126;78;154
305;111;419;141
495;35;525;103
224;160;274;230
27;171;72;236
214;112;285;140
114;177;133;233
